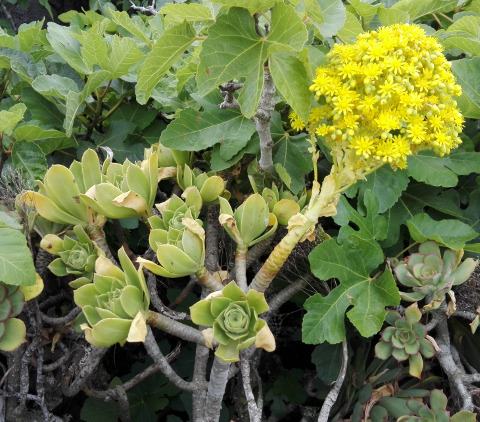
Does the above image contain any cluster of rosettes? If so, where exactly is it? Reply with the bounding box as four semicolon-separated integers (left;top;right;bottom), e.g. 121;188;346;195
290;24;464;170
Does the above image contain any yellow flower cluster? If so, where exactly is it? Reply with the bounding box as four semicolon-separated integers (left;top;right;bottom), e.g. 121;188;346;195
290;24;464;170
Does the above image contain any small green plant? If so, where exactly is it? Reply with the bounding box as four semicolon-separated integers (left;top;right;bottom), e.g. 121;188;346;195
40;224;105;288
73;247;150;348
190;281;275;362
375;303;437;378
394;241;477;310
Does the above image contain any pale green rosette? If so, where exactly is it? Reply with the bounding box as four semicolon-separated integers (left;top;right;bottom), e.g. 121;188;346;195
190;281;275;362
375;304;437;378
394;241;477;310
40;225;105;288
74;247;150;347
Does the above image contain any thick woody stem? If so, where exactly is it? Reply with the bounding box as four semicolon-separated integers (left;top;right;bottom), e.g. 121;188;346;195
86;225;117;264
143;327;195;392
204;357;231;422
147;310;207;347
235;244;248;292
195;266;224;292
240;355;262;422
254;68;275;174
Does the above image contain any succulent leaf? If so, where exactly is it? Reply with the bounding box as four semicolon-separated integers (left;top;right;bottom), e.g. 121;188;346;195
74;247;150;347
394;241;477;309
375;304;436;378
190;281;274;362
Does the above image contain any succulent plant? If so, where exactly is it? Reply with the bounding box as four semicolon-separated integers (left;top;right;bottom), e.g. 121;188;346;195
371;389;476;422
0;281;26;351
261;184;307;225
190;281;275;362
19;148;106;227
177;164;226;204
138;195;206;278
375;303;437;378
80;147;159;221
156;143;191;168
40;225;105;288
218;194;277;248
394;241;477;310
73;247;150;348
397;390;476;422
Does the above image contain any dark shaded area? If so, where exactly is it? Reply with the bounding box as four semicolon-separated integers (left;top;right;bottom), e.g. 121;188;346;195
0;0;89;31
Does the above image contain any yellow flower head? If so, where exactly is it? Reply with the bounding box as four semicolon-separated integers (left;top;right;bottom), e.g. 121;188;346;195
292;24;464;171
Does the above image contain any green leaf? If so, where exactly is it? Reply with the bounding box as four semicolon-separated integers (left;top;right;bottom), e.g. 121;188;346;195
136;21;196;105
12;141;47;182
159;107;256;155
0;103;26;134
31;74;81;100
13;123;66;142
106;36;142;78
210;134;259;171
406;213;478;250
302;0;347;38
303;236;399;344
80;398;121;422
391;0;458;20
311;342;345;384
377;7;410;25
113;103;157;131
211;0;279;12
443;36;480;57
78;31;108;70
407;149;480;187
17;20;44;53
451;57;480;119
106;11;151;46
463;190;480;238
381;195;424;248
334;189;388;245
197;4;307;118
270;50;311;122
348;165;410;213
403;185;466;220
0;227;36;286
92;120;145;162
337;11;364;42
64;70;112;136
46;23;91;75
348;0;382;22
160;3;213;25
0;47;45;84
446;15;480;36
21;87;64;128
270;113;313;194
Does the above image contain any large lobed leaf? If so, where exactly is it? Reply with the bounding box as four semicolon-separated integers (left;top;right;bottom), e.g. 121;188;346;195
451;57;480;119
407;149;480;187
196;4;307;118
159;107;256;154
136;21;196;105
303;236;399;344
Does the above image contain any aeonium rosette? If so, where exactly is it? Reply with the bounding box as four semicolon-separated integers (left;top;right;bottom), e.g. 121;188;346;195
73;247;150;347
138;194;206;278
394;241;477;310
190;281;275;362
40;225;105;288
